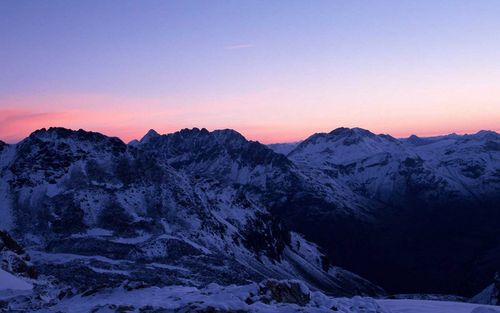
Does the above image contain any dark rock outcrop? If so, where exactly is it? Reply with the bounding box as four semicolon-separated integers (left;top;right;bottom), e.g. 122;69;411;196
0;230;37;279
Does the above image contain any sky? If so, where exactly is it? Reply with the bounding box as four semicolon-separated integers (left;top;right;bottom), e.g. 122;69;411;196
1;0;500;144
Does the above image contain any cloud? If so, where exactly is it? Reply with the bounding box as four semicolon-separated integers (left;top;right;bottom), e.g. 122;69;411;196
224;44;254;50
0;111;63;123
0;109;74;142
0;89;303;143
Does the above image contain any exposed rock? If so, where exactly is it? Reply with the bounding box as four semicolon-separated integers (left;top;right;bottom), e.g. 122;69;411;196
246;279;311;306
123;280;151;291
0;230;37;279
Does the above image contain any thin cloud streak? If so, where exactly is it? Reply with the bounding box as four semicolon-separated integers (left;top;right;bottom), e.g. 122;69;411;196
224;44;254;50
0;109;75;142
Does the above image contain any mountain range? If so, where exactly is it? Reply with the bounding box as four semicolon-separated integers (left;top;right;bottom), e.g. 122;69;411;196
0;126;499;312
270;127;500;295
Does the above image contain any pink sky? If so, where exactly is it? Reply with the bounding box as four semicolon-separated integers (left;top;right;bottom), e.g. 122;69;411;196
1;89;499;144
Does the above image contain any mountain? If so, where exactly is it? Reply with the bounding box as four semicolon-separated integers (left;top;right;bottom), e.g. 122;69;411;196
274;127;500;296
267;141;301;155
286;127;500;204
1;125;499;311
0;127;384;312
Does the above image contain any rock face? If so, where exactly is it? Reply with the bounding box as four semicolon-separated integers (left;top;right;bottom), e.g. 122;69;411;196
0;230;37;279
249;279;311;306
0;127;384;311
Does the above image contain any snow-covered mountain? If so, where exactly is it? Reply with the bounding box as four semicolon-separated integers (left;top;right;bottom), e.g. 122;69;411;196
285;127;500;204
1;126;499;312
267;141;301;156
269;127;500;296
0;127;383;312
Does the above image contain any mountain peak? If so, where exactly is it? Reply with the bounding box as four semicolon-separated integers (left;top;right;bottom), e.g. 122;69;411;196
178;127;210;137
329;127;375;138
28;127;123;145
170;128;247;145
140;129;160;143
212;128;247;143
323;127;379;146
472;130;499;140
405;134;431;146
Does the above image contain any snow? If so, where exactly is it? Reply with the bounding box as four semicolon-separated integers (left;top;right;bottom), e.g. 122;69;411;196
147;262;190;272
377;299;500;313
157;234;212;254
472;284;496;304
289;232;323;267
111;234;152;244
285;127;500;210
0;269;33;291
4;127;500;312
89;267;130;276
35;283;386;313
267;142;300;155
139;129;160;143
85;228;113;237
472;308;500;313
29;250;133;265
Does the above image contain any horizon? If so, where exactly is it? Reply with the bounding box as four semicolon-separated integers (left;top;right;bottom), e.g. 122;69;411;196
2;2;500;310
2;1;500;143
1;125;498;145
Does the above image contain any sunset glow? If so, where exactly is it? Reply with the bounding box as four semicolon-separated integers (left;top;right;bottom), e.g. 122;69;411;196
1;1;500;143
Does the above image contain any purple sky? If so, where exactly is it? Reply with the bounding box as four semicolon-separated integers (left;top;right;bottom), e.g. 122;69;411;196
1;0;500;143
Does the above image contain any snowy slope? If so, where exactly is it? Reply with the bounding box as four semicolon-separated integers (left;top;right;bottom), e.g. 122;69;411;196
1;126;499;311
378;299;500;313
31;281;386;313
268;141;301;155
0;269;32;291
272;127;500;296
0;127;385;311
287;127;500;204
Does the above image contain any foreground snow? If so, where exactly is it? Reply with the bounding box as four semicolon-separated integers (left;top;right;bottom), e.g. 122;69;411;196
0;269;32;291
1;255;499;313
29;281;385;313
10;282;497;313
377;299;500;313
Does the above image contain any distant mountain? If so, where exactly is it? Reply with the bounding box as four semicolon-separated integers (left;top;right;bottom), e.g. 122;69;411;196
274;127;500;296
287;127;500;204
268;141;301;155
